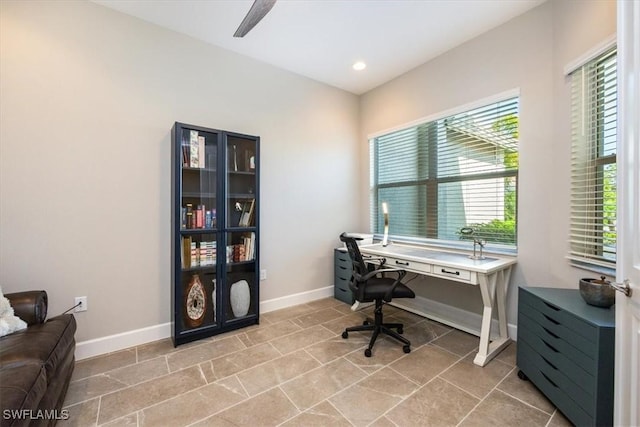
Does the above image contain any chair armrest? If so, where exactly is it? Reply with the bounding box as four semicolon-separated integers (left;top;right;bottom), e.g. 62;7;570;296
360;268;406;282
4;290;48;326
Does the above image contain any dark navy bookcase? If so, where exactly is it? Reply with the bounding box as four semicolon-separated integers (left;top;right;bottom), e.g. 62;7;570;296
171;122;260;346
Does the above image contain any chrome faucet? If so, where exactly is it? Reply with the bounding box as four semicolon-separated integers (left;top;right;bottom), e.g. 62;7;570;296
460;227;486;260
470;237;486;260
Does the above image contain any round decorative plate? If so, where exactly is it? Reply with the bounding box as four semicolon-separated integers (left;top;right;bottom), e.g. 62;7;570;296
184;275;206;327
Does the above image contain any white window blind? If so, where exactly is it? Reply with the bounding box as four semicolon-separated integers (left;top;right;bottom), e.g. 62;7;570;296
568;48;617;270
370;97;519;248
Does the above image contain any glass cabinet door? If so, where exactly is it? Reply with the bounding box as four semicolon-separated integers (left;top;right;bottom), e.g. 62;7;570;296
178;128;218;332
225;135;258;323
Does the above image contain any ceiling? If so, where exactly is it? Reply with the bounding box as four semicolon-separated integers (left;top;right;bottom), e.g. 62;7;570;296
93;0;546;95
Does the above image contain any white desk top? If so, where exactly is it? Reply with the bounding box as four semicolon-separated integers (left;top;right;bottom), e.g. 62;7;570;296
359;243;516;275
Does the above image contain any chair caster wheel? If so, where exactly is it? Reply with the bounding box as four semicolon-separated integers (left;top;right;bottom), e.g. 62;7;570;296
342;331;348;339
403;345;411;354
364;349;372;357
397;328;403;334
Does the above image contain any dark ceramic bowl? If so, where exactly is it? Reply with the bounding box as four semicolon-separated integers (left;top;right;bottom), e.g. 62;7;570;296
579;277;615;308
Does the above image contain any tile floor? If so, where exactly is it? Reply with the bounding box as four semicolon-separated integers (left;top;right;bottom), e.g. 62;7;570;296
60;298;573;426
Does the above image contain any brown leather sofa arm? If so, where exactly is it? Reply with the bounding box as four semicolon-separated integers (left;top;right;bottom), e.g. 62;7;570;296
4;290;48;326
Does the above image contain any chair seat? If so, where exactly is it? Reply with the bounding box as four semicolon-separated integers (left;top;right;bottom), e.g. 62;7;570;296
359;277;415;302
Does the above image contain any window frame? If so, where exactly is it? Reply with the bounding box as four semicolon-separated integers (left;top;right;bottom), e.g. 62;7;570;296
368;90;520;254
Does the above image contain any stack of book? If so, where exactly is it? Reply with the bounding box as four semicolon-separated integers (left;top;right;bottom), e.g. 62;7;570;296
225;233;256;263
181;237;217;268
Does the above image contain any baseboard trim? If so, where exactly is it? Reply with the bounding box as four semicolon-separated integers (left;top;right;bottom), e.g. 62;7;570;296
75;285;335;361
260;285;334;313
75;322;172;361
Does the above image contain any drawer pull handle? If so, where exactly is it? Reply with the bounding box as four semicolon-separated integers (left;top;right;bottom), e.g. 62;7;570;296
441;268;460;276
543;314;560;325
543;302;560;311
542;339;559;353
542;327;560;339
541;355;558;370
395;261;410;266
541;372;558;388
339;266;347;270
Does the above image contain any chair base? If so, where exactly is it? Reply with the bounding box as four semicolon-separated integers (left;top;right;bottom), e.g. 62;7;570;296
341;300;411;357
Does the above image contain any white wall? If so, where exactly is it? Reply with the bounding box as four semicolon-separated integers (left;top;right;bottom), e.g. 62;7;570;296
0;0;360;344
358;0;616;324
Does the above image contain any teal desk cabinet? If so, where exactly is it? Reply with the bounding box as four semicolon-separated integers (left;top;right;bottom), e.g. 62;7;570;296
334;248;353;304
517;286;615;426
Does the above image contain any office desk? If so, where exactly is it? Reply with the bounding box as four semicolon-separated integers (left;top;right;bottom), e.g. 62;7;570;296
359;243;516;366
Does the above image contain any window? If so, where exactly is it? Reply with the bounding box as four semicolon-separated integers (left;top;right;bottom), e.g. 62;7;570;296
568;48;617;271
369;96;519;250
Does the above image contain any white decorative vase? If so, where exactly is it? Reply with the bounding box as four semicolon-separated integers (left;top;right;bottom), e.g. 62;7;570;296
230;280;250;318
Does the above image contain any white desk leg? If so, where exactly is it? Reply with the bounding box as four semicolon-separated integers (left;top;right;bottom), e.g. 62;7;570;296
474;267;512;366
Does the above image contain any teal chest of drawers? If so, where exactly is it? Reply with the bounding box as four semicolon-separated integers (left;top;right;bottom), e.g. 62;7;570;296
517;286;615;426
334;248;354;304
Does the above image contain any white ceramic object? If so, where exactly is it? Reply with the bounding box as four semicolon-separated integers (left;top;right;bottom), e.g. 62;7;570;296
230;280;250;318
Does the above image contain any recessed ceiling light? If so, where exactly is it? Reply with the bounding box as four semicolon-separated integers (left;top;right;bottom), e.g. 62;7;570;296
352;61;367;71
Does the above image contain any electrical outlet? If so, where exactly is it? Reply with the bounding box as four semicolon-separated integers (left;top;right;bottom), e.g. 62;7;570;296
260;269;267;281
74;296;87;312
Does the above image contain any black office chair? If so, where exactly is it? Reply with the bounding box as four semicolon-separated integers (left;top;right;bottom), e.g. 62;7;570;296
339;232;415;357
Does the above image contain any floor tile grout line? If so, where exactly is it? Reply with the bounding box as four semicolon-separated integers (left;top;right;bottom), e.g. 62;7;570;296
374;367;462;426
93;360;238;426
452;365;553;427
494;367;556;416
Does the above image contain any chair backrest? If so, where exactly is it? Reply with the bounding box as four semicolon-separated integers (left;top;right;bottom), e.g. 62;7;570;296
339;233;368;283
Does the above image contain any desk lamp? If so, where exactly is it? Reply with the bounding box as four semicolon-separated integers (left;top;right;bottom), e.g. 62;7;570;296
382;202;390;247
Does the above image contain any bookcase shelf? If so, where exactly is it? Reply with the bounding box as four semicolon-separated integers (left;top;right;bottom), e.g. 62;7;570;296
171;122;260;347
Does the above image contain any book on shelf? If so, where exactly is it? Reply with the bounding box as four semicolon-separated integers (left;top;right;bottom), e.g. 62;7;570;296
238;199;255;227
242;232;255;261
195;205;204;228
189;130;199;168
198;136;205;168
181;236;192;269
182;145;190;167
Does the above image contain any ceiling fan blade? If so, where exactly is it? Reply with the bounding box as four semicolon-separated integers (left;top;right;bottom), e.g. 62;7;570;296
233;0;277;38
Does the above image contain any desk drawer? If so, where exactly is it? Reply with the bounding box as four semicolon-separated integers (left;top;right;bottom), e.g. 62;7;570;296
432;264;471;282
383;256;431;275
